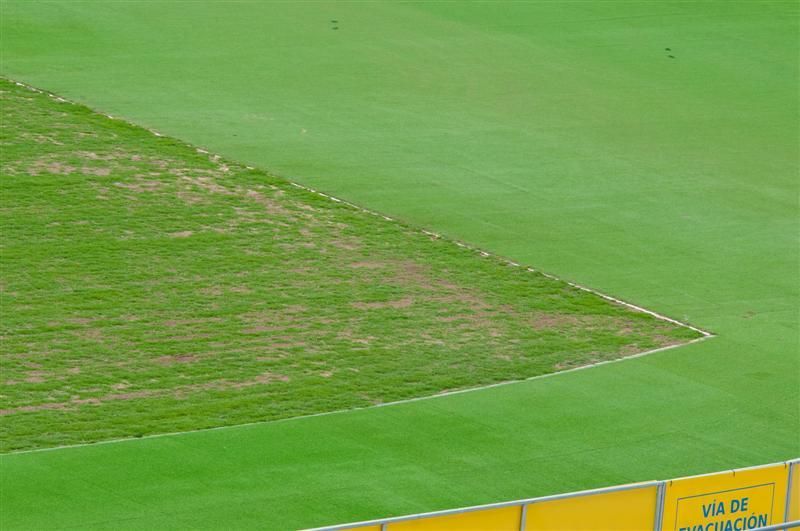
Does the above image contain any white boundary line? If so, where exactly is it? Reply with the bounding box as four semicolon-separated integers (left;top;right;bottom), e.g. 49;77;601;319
535;271;711;337
2;78;715;457
3;335;712;457
3;80;714;339
285;175;712;336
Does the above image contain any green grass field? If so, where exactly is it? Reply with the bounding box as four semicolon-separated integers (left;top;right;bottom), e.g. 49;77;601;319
0;78;698;452
0;1;798;530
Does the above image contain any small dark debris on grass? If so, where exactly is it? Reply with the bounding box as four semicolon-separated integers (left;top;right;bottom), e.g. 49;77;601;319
668;55;675;59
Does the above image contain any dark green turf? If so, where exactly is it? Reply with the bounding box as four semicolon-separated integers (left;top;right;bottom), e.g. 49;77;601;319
0;1;798;530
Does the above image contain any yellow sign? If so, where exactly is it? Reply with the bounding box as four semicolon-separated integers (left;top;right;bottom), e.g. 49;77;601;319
524;483;658;531
388;505;520;531
661;463;790;531
673;483;774;531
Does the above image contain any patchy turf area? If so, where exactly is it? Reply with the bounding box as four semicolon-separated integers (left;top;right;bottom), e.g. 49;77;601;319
0;79;700;452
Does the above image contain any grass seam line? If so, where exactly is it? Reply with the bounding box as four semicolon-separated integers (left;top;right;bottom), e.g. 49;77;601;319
1;334;713;458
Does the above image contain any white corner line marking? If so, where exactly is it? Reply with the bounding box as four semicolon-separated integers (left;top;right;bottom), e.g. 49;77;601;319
0;77;715;457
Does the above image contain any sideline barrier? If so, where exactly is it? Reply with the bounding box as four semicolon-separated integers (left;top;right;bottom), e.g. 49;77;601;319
305;459;799;531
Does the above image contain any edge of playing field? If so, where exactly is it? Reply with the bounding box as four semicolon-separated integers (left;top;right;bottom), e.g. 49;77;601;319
1;78;715;458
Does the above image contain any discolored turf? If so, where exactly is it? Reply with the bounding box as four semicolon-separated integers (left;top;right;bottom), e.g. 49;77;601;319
0;79;698;452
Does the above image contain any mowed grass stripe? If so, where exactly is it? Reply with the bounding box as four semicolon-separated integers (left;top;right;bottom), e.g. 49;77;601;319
0;79;699;452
